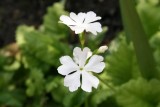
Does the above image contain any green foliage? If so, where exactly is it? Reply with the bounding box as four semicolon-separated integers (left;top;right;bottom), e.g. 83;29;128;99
1;2;73;107
120;0;156;79
150;31;160;77
116;78;160;107
63;90;89;107
26;69;45;96
87;27;108;50
0;0;160;107
16;25;70;68
1;2;108;107
137;0;160;38
88;89;117;107
0;89;26;107
43;3;69;40
105;35;141;85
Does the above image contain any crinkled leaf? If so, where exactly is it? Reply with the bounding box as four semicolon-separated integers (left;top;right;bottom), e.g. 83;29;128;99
63;89;89;107
105;35;141;85
49;77;68;103
116;78;160;107
89;89;114;107
16;25;71;68
26;68;45;96
43;3;69;40
46;77;88;107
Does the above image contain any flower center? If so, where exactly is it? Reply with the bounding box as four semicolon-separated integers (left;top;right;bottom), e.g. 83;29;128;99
78;23;87;29
80;67;83;71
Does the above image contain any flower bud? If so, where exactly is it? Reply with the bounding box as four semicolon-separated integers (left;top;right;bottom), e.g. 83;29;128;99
97;46;108;53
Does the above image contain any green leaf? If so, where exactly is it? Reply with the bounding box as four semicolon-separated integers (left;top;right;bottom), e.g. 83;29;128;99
116;78;160;107
0;72;14;88
87;27;108;50
150;31;160;78
16;25;71;68
137;0;160;38
150;31;160;49
119;0;157;79
49;77;68;103
16;3;71;69
98;96;120;107
43;3;69;40
0;89;26;107
157;103;160;107
3;60;20;71
105;35;141;85
89;89;114;107
26;68;45;96
63;89;89;107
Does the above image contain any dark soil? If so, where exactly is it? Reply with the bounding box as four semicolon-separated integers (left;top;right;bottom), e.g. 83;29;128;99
0;0;59;47
0;0;122;48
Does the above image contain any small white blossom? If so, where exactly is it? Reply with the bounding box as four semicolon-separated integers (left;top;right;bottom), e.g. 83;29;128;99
60;11;102;35
57;47;105;92
97;45;108;53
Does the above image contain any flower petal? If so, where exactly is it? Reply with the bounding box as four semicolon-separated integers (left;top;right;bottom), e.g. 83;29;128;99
69;12;78;22
84;11;101;24
64;71;81;92
73;47;92;67
85;22;102;35
70;26;85;34
57;56;78;75
84;55;105;73
60;15;76;26
70;12;86;24
81;71;99;92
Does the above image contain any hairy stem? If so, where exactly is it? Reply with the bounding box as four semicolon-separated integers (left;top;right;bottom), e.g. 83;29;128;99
79;32;85;48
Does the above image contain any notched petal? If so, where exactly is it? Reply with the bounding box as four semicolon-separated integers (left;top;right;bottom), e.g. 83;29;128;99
64;71;81;92
84;11;101;24
70;12;78;22
73;47;91;67
58;56;78;75
81;71;99;92
60;56;76;65
84;55;105;73
86;22;102;35
60;15;76;25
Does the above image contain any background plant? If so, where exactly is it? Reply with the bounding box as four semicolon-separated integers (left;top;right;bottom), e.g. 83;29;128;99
0;0;160;107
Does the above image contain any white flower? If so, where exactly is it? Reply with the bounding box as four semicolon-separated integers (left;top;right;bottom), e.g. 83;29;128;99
60;11;102;35
97;45;108;53
57;47;105;92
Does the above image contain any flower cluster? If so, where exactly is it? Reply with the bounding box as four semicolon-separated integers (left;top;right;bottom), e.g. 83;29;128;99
57;47;105;92
58;11;107;92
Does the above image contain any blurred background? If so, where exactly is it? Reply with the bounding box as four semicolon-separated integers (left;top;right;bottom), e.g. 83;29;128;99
0;0;122;47
1;0;160;107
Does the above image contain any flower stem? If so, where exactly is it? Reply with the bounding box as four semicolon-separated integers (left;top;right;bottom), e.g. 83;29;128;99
94;74;116;92
79;32;85;48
